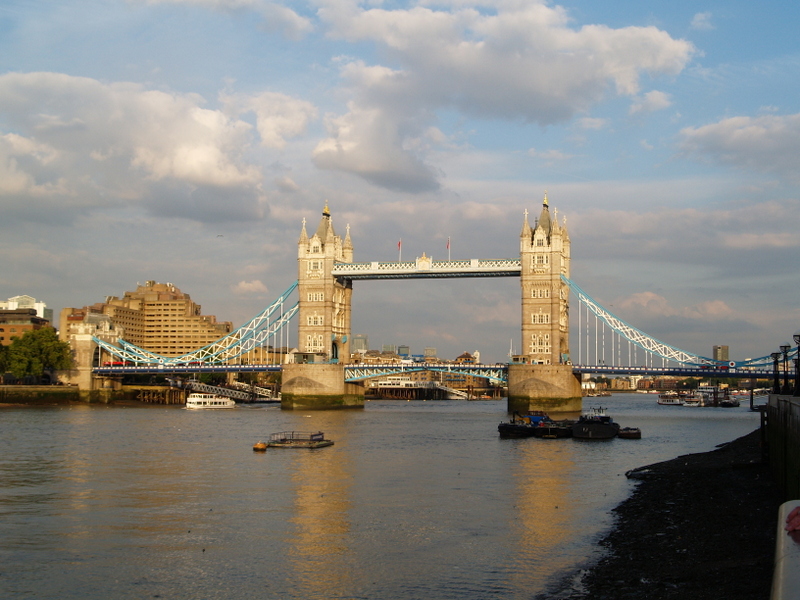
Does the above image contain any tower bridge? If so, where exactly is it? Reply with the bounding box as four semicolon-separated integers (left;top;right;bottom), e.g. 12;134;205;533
86;194;792;411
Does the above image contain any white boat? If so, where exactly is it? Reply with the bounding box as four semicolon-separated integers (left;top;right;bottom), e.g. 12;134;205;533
185;393;236;409
657;392;683;406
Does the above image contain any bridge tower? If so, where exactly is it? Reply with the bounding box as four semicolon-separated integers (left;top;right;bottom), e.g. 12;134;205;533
281;204;363;410
296;203;353;362
508;193;582;413
519;192;571;364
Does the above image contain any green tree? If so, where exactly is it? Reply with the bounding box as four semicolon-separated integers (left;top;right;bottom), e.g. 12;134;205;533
7;328;73;381
0;343;9;375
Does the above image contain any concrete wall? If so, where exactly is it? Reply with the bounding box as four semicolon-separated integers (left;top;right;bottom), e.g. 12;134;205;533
280;363;364;410
768;394;800;500
507;364;582;413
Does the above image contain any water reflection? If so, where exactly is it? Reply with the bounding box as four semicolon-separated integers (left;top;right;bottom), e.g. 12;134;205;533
287;417;355;597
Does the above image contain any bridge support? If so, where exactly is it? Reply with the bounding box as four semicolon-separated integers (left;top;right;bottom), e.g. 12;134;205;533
280;363;364;410
507;364;582;413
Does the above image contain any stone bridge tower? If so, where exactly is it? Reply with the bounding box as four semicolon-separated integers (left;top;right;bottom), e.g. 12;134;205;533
519;192;571;365
296;204;353;362
509;193;581;413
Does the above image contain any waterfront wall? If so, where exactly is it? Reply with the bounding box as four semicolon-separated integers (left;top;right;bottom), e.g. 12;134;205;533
280;363;364;410
0;384;182;405
767;394;800;500
506;364;582;413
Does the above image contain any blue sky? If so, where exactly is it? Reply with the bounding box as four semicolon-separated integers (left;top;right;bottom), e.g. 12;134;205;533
1;0;799;363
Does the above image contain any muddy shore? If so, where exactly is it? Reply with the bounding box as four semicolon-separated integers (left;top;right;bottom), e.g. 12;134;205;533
557;428;784;600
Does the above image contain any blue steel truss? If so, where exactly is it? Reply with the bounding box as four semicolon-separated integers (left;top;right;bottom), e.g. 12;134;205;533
344;363;507;384
93;281;299;366
562;275;786;369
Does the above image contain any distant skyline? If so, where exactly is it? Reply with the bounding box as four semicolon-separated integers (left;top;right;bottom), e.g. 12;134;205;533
1;1;799;363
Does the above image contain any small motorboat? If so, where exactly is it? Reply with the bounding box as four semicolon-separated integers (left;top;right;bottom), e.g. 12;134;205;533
618;427;642;439
572;407;620;439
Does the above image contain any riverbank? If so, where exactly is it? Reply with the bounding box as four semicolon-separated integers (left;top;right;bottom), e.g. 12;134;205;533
559;428;783;600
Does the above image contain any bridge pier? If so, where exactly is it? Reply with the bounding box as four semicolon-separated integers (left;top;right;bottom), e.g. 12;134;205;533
507;364;582;413
280;363;364;410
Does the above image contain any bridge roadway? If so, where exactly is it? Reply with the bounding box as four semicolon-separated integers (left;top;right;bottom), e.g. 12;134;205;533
93;362;776;381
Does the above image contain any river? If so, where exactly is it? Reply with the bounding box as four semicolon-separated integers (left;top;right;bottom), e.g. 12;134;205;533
0;394;761;599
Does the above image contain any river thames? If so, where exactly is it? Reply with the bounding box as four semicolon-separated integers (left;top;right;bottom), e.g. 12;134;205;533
0;394;760;599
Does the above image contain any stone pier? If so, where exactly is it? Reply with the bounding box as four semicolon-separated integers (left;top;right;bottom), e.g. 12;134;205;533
506;364;582;413
280;363;364;410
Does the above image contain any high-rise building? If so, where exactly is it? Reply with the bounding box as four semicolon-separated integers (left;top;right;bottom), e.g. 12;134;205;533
352;334;369;354
519;193;571;364
397;345;410;357
423;347;437;359
60;281;232;357
713;345;729;362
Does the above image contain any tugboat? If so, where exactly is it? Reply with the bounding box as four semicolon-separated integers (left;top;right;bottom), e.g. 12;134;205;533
571;407;620;439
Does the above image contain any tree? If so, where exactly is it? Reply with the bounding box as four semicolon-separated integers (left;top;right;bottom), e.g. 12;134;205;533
7;328;73;381
0;343;9;375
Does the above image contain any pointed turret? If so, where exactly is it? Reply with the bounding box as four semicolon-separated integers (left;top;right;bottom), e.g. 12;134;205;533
299;217;308;244
535;192;551;238
343;223;353;262
520;208;531;238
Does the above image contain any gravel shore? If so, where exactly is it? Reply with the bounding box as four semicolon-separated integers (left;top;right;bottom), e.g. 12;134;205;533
558;428;783;600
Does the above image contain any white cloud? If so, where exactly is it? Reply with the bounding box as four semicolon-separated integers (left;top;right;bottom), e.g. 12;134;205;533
0;72;267;221
690;12;714;31
222;91;317;149
528;148;574;161
232;279;268;294
680;113;800;182
629;90;672;115
314;2;694;191
577;117;608;130
141;0;313;39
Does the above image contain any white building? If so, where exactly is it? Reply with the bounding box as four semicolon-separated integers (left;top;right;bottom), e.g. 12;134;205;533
0;295;53;323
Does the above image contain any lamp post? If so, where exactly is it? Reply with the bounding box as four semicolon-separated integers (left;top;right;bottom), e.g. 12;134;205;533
771;352;782;394
794;331;800;396
781;344;791;394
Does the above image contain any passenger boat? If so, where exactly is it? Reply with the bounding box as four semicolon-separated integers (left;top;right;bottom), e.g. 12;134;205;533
618;427;642;439
498;411;549;438
571;407;620;439
185;393;236;409
254;431;334;449
657;392;683;406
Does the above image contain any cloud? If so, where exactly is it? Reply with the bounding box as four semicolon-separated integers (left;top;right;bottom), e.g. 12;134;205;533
232;279;268;294
577;117;609;130
140;0;313;39
629;90;672;114
616;292;734;321
313;2;694;191
221;91;317;149
680;113;800;182
528;148;574;161
690;12;714;31
0;72;270;222
312;102;441;193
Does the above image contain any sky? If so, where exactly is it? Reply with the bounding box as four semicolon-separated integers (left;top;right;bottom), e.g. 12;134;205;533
1;0;799;364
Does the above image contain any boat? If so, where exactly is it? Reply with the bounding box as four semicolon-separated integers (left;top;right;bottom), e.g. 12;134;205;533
498;411;550;438
185;392;236;409
682;395;702;407
657;392;683;406
255;431;334;449
571;407;620;439
618;427;642;439
532;419;574;439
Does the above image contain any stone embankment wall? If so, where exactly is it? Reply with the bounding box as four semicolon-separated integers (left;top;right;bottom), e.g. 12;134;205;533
0;385;182;405
768;394;800;500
